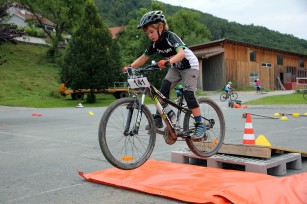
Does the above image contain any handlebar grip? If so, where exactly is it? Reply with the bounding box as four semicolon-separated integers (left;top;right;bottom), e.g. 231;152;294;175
165;61;171;68
126;67;134;74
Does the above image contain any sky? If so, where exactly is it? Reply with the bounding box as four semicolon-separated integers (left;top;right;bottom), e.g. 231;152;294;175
158;0;307;40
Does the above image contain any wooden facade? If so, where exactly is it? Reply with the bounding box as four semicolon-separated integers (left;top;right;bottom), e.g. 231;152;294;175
189;39;307;91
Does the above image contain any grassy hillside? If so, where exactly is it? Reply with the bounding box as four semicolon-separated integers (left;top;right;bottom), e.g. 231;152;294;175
0;43;116;108
0;43;58;106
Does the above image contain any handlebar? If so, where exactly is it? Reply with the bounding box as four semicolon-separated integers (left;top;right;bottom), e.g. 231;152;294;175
124;61;172;76
126;64;160;74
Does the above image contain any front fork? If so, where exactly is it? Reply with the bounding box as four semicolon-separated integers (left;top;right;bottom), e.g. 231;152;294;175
123;93;145;136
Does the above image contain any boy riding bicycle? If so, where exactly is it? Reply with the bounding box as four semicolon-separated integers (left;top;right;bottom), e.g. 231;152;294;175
122;11;205;139
225;81;233;97
255;79;261;93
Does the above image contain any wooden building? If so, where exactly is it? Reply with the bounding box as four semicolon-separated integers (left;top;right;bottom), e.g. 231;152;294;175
189;39;307;91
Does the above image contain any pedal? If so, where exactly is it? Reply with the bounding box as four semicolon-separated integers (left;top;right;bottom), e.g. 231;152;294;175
177;131;192;138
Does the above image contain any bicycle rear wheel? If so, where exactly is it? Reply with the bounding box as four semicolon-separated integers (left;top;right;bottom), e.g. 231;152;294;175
98;98;156;170
230;92;238;100
220;93;227;102
183;97;225;157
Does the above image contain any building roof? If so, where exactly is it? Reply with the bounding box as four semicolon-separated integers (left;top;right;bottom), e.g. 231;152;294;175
14;9;55;26
189;38;307;58
109;26;125;39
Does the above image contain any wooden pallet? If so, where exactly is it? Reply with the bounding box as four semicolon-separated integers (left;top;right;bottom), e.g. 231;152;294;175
171;150;302;176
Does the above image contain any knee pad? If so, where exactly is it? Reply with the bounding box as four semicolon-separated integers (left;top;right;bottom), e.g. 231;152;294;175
183;90;199;109
160;79;172;99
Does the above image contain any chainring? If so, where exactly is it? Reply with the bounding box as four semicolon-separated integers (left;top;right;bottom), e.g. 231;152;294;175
163;127;177;145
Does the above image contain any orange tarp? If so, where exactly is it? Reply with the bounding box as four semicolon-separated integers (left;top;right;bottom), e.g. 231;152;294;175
79;159;307;204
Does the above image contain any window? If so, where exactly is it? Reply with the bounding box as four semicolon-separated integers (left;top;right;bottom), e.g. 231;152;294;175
277;55;283;65
261;63;272;68
250;50;256;62
286;66;296;75
300;59;304;68
249;71;258;86
298;70;307;78
286;66;297;82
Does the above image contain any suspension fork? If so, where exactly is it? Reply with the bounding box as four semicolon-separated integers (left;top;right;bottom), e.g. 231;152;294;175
123;92;145;136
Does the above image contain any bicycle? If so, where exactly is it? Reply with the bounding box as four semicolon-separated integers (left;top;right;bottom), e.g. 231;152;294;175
220;90;238;102
98;63;226;170
256;86;263;95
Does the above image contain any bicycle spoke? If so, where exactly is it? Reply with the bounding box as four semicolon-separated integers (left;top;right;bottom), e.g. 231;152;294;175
184;98;225;157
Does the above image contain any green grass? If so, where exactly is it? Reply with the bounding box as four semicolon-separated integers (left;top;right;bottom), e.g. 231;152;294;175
245;93;307;105
0;43;120;108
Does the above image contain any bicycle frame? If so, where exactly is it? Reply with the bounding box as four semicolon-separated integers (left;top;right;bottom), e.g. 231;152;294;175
125;83;191;141
124;65;216;141
147;84;191;139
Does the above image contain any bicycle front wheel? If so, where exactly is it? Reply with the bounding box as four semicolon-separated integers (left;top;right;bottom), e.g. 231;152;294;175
183;97;225;157
98;98;156;170
230;92;238;100
220;93;227;102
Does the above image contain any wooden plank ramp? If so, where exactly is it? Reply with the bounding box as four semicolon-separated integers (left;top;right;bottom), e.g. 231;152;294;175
216;143;307;158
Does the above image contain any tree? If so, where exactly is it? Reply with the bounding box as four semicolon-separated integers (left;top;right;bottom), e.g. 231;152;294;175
61;0;120;103
167;9;211;46
18;0;85;57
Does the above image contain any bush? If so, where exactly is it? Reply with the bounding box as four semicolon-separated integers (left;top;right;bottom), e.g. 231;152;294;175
24;27;46;38
48;90;61;98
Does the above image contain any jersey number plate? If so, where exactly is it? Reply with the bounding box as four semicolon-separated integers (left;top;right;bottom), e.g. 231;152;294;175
128;77;150;88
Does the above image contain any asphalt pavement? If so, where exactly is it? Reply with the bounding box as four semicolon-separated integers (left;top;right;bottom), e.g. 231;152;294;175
0;90;306;204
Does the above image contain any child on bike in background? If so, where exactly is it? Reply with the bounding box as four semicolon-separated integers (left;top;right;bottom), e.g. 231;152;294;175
255;79;261;92
122;10;205;139
225;81;233;96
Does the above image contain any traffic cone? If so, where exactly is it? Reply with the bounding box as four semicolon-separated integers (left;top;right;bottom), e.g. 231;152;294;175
75;103;84;108
243;113;255;145
255;134;271;147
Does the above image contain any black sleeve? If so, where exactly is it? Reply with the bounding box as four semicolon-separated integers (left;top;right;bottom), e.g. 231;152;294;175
167;32;186;50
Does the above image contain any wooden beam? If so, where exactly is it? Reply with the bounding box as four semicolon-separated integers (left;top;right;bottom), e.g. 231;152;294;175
217;143;272;159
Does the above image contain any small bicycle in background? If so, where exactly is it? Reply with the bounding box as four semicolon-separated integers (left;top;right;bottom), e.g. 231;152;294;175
256;85;264;95
98;62;225;170
256;88;264;95
220;89;238;102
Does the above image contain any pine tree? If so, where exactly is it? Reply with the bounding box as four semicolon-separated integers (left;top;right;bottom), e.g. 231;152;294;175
61;0;120;103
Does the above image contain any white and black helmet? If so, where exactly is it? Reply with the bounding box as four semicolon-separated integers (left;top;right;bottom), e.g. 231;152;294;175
137;10;166;29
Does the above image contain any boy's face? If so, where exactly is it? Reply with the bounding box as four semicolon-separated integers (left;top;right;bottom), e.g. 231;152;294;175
144;25;160;42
